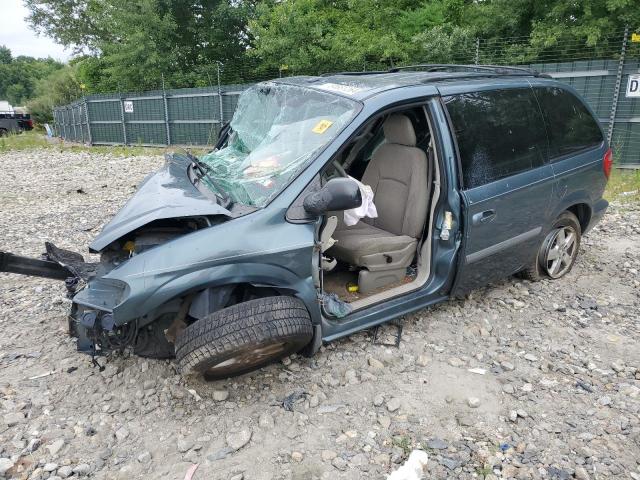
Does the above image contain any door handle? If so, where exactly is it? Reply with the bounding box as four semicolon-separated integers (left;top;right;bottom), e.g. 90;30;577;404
472;209;496;225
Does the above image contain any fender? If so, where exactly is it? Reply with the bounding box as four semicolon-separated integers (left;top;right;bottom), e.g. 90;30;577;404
552;188;593;228
110;262;321;327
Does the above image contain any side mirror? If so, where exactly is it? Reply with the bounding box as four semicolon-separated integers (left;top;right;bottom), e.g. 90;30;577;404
303;178;362;216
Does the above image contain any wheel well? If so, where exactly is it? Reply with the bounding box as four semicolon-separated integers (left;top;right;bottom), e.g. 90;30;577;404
566;203;591;233
183;283;282;322
142;283;282;327
228;283;281;304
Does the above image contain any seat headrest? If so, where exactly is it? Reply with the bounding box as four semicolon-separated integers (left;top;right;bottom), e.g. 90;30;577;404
383;114;416;147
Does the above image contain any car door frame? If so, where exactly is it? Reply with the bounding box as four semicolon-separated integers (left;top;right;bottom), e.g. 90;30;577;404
308;96;463;342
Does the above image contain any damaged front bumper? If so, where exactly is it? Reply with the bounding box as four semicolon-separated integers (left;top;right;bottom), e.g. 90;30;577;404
1;243;133;356
70;277;132;354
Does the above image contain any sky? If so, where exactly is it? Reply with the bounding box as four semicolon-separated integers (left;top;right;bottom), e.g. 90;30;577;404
0;0;71;61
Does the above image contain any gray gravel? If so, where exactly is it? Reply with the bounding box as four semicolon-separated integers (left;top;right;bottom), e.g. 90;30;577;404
1;149;639;480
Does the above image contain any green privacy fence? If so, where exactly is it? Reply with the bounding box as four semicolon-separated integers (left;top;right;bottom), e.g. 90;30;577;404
53;29;640;167
53;84;247;147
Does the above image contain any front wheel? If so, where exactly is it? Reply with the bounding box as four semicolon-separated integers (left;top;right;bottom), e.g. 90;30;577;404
519;211;581;281
175;296;313;380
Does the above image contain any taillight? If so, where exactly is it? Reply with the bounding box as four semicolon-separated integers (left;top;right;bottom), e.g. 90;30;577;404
603;148;613;179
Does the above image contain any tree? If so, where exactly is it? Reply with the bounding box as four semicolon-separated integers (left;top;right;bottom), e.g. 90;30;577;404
27;65;82;123
250;0;640;72
25;0;258;92
0;46;64;106
21;0;640;100
249;0;439;74
0;46;12;64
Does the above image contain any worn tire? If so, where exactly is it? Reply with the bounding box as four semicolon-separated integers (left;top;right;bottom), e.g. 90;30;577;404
518;211;581;281
517;250;545;282
175;296;313;380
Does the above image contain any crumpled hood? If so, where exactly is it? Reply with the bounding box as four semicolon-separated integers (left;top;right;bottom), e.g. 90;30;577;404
89;154;230;252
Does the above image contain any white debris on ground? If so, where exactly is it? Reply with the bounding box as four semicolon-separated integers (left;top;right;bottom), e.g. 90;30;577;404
0;149;639;480
387;450;428;480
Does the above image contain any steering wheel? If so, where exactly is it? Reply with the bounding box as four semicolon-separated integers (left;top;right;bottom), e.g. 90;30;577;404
332;160;348;178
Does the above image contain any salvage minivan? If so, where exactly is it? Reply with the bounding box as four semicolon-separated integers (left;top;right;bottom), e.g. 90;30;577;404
0;65;611;379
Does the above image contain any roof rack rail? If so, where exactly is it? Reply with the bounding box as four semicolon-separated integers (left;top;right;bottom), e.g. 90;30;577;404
320;70;389;77
319;64;552;82
389;64;540;76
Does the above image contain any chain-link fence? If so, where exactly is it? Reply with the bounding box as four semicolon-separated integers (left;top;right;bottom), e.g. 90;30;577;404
53;28;640;167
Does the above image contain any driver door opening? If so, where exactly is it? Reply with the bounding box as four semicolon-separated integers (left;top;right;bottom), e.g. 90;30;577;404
319;104;441;314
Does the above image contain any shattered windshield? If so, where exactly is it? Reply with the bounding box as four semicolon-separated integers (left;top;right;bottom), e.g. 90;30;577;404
198;83;359;207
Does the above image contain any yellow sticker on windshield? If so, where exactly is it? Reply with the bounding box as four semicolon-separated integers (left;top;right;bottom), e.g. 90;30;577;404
312;120;333;134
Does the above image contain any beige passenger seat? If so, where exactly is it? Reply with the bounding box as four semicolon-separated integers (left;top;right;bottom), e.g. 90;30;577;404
330;114;429;293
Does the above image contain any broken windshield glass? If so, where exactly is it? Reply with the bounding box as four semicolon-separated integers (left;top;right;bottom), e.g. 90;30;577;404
198;83;360;207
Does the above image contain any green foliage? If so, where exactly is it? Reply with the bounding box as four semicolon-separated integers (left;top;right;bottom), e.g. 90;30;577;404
13;0;640;114
249;0;439;73
605;169;640;203
0;130;51;152
27;65;82;123
391;435;413;456
476;465;494;478
412;25;476;64
0;46;64;106
0;46;12;65
26;0;258;92
250;0;639;73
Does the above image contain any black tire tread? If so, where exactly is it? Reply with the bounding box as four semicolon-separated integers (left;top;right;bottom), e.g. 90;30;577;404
175;296;312;376
518;260;542;281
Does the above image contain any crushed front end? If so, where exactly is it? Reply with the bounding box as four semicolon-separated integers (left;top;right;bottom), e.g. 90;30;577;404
1;242;138;361
69;277;134;358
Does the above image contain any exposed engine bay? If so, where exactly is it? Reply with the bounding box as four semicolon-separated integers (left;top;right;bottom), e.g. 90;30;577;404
68;216;220;361
98;216;215;272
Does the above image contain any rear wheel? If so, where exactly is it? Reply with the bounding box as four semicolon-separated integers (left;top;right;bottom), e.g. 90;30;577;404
0;129;8;137
175;296;313;380
519;211;581;281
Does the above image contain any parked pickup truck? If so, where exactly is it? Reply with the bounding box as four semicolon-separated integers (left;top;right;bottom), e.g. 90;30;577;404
0;112;34;136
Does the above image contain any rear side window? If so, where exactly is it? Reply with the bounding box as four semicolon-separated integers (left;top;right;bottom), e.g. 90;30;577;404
445;88;548;189
533;87;603;159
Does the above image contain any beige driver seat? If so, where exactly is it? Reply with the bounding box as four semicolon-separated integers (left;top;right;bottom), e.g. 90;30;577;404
330;114;429;293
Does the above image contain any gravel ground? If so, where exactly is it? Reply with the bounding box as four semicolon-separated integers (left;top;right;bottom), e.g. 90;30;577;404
0;150;639;480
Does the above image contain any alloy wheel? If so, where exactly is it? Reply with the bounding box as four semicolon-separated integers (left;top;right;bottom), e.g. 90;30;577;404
542;225;578;278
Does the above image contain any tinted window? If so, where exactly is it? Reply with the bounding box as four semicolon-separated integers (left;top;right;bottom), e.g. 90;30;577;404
534;87;603;159
445;88;548;189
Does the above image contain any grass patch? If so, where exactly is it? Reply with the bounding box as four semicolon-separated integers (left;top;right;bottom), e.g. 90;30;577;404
0;130;210;157
0;130;51;151
605;169;640;203
392;435;413;456
476;466;494;478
